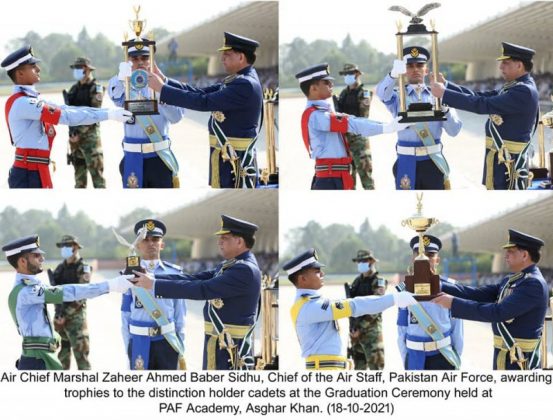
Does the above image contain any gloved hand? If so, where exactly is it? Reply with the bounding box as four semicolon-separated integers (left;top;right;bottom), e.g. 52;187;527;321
107;275;135;293
117;61;132;81
107;109;133;123
382;116;410;133
393;291;417;308
390;59;407;78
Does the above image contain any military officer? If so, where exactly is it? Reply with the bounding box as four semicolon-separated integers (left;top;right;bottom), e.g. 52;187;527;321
296;63;407;190
434;230;548;370
376;46;462;190
51;235;92;370
121;219;185;370
108;39;185;189
284;249;416;370
348;250;387;370
2;235;133;370
1;46;132;188
147;32;263;189
430;42;539;190
133;215;261;370
64;57;106;189
397;235;463;370
335;64;375;189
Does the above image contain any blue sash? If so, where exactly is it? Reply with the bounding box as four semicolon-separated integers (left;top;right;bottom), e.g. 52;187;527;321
122;136;164;188
129;318;162;370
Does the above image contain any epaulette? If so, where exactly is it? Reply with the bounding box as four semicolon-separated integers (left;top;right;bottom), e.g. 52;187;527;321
162;261;182;270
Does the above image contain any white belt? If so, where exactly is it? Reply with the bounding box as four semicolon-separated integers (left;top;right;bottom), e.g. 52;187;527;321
123;139;170;153
397;143;442;156
406;336;451;352
129;322;175;337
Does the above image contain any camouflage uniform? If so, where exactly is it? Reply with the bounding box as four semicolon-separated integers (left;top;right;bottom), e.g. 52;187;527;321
336;64;374;189
52;235;92;370
64;58;105;188
349;271;387;370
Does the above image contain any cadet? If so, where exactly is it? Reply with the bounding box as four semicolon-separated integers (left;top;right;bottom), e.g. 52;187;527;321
148;32;263;189
63;57;106;188
348;250;387;370
2;235;132;370
51;235;93;370
335;64;375;189
296;63;406;190
108;39;185;188
434;230;548;370
397;235;463;370
376;46;462;190
121;219;185;370
133;215;261;370
1;46;132;188
283;249;416;370
430;42;538;190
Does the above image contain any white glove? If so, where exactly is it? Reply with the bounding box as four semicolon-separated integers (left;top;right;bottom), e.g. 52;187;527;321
107;108;133;123
382;116;410;133
117;61;132;80
390;59;407;78
393;291;417;308
107;275;135;293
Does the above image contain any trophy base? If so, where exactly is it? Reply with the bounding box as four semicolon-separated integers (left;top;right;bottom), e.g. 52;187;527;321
124;255;144;277
125;100;159;116
398;110;446;123
406;23;431;35
413;292;443;302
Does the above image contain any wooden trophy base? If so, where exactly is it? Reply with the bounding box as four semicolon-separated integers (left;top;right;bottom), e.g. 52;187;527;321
405;258;441;301
399;103;446;123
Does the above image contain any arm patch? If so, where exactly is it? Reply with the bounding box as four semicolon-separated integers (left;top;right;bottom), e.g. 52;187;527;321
331;300;352;319
44;286;64;304
329;114;349;133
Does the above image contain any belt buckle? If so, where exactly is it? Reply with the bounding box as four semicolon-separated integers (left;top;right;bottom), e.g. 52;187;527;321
142;143;155;153
425;341;437;351
149;326;160;336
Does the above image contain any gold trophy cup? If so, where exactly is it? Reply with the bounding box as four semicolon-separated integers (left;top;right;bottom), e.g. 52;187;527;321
122;6;159;115
401;193;441;300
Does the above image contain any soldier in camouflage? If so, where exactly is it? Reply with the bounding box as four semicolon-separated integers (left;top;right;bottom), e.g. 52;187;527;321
335;64;374;189
51;235;92;370
63;57;105;188
349;250;387;370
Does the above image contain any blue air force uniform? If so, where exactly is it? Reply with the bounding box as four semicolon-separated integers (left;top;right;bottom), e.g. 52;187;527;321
284;249;397;370
159;33;263;188
296;64;389;190
442;230;548;370
1;46;113;188
151;216;261;370
376;47;462;190
397;236;463;370
2;235;111;370
441;43;539;190
121;219;185;370
109;40;185;189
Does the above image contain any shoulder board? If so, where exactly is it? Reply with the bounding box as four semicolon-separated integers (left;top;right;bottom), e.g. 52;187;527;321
162;261;182;270
223;74;239;84
221;258;238;270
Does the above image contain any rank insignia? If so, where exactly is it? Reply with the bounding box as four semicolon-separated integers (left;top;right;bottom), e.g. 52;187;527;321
212;111;226;123
134;355;145;370
211;298;224;309
127;172;139;188
400;175;411;190
146;220;155;231
490;114;504;125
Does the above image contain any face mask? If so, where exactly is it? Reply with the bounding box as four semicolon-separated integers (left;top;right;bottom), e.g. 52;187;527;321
72;68;85;81
344;74;357;86
61;246;73;259
357;262;370;273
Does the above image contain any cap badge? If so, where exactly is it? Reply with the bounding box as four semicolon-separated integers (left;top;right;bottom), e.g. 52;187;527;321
411;48;419;58
423;236;431;247
146;221;155;231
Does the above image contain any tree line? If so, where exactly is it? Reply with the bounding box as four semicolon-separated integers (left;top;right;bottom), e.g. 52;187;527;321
0;205;191;261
